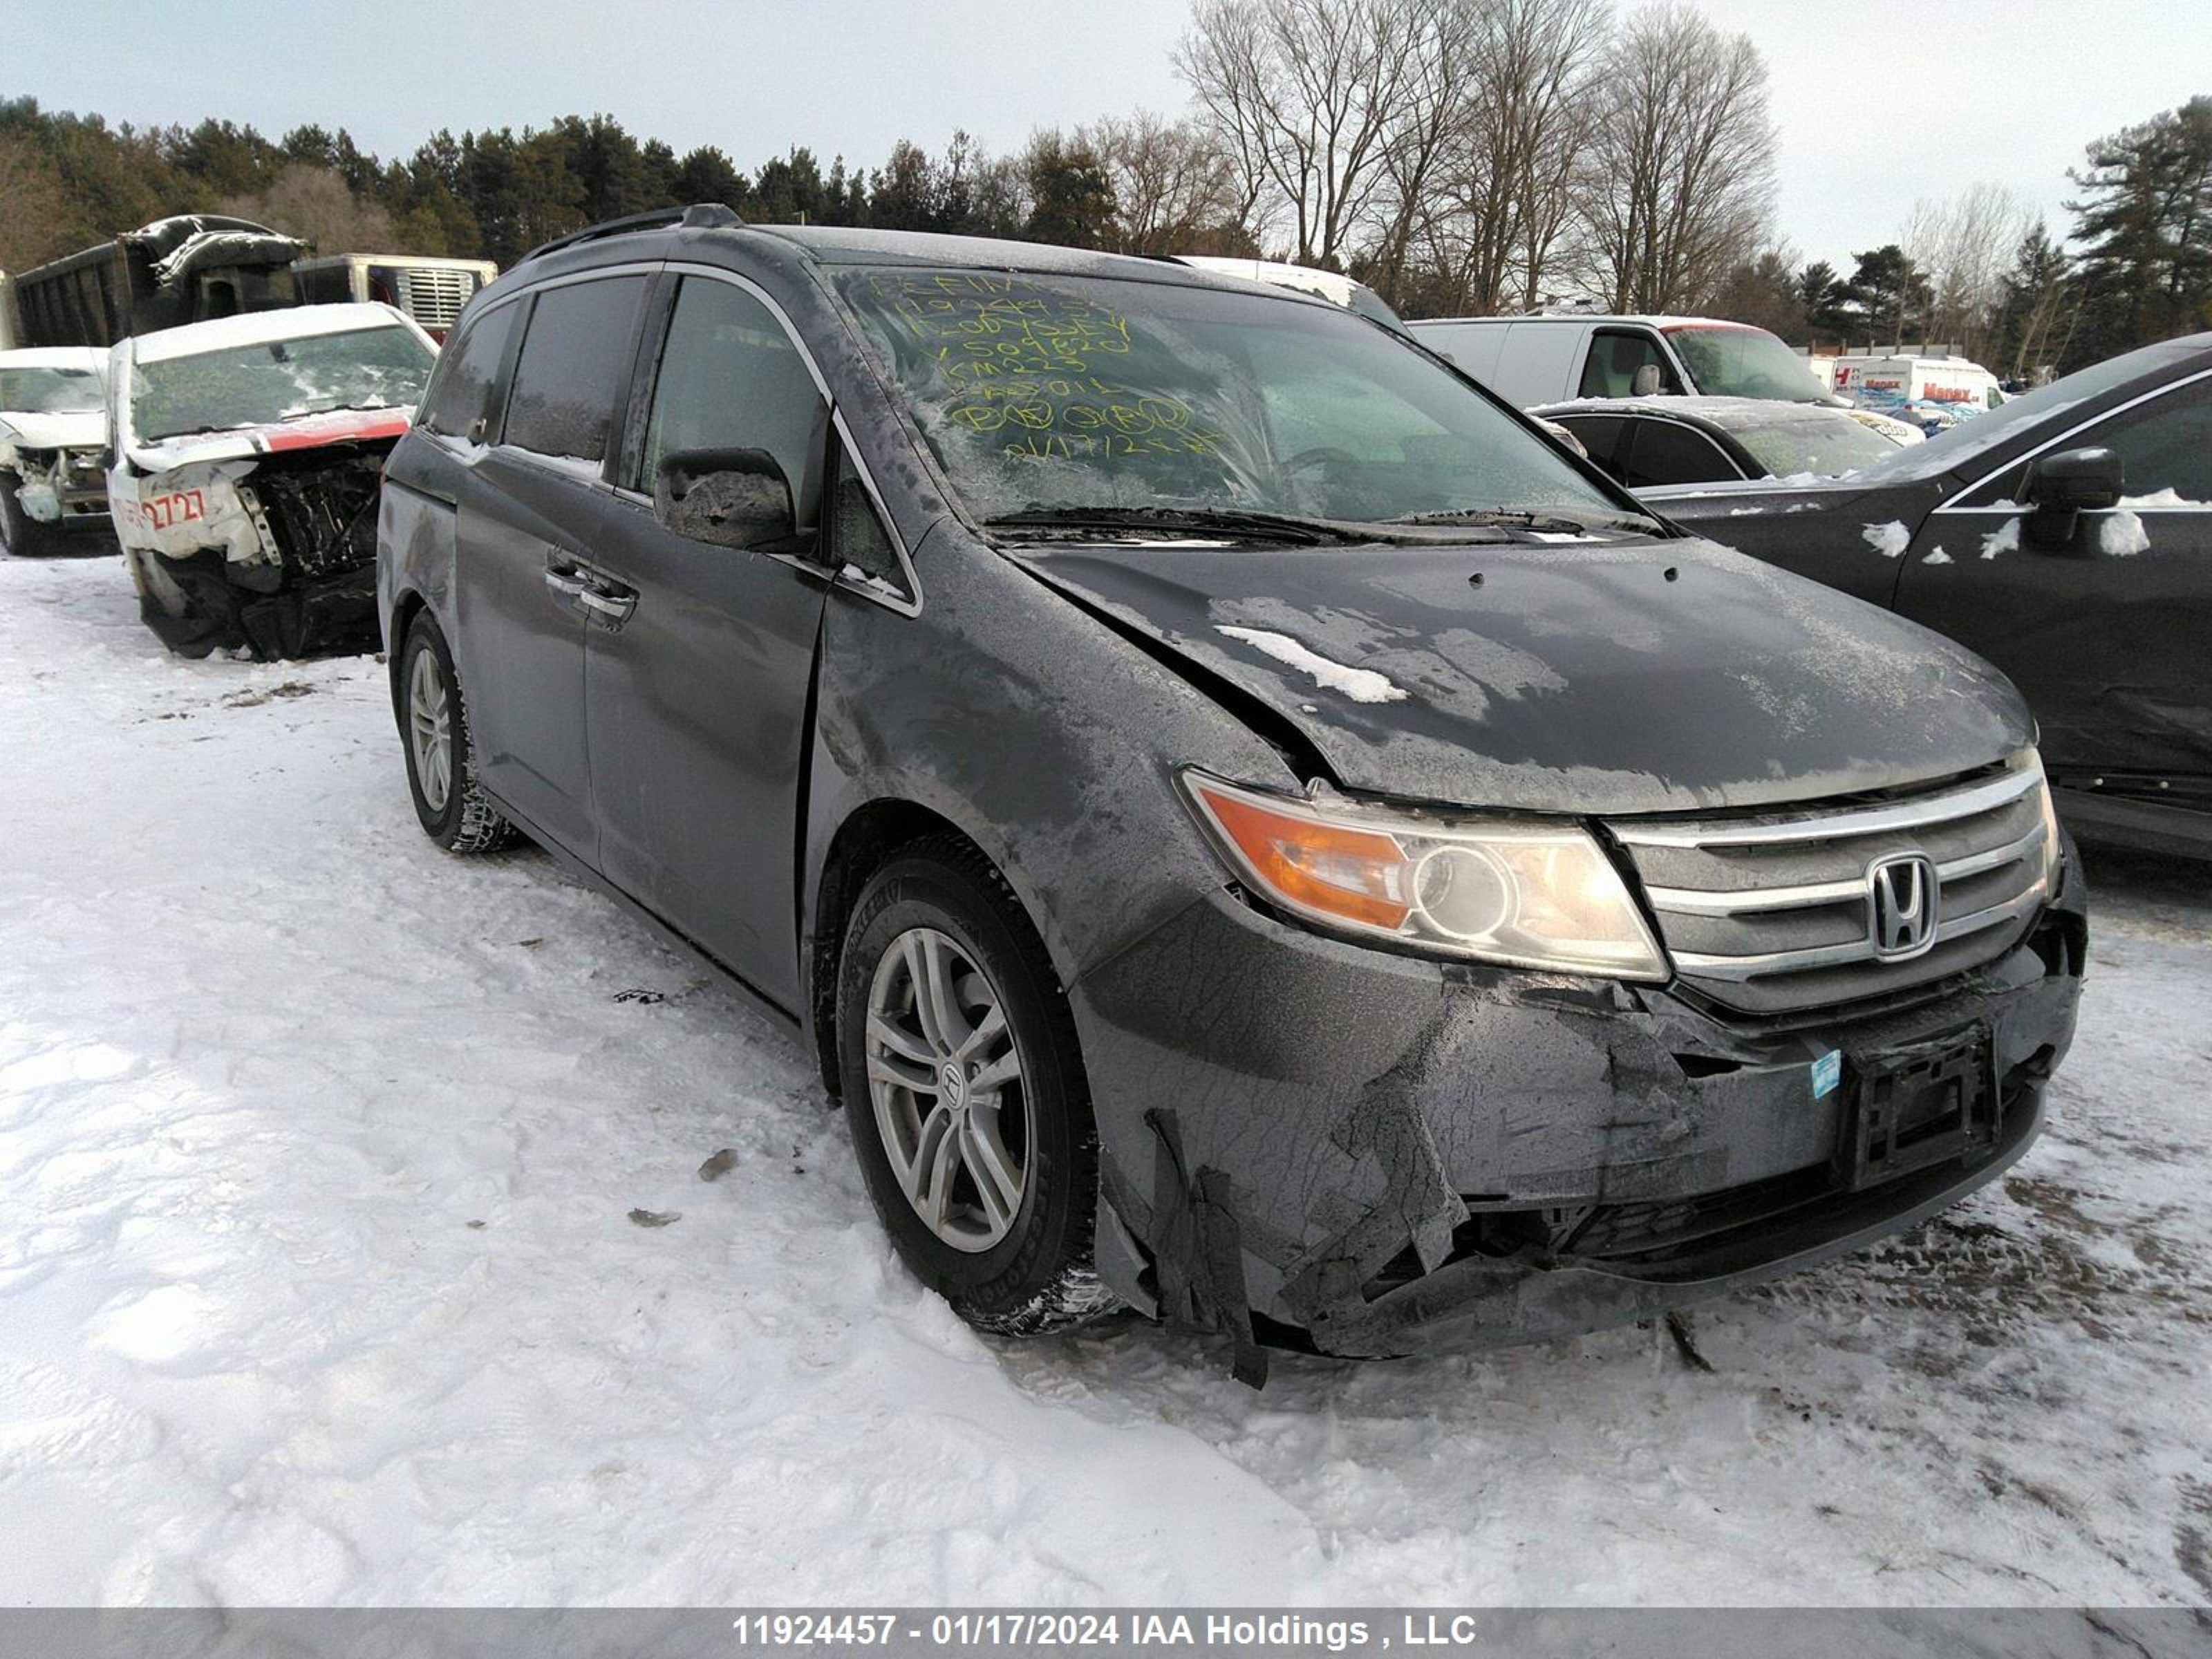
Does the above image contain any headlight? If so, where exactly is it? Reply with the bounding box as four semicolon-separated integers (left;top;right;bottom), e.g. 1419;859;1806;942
2030;753;2062;894
1181;771;1669;980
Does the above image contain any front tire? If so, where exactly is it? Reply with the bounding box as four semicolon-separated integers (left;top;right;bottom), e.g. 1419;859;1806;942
0;472;59;558
837;841;1115;1336
399;614;514;854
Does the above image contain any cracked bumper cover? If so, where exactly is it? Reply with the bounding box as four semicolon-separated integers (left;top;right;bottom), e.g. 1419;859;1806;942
1073;852;2086;1360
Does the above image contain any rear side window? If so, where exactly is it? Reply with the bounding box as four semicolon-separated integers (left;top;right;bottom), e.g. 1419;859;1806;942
503;276;647;463
641;277;827;520
1620;420;1737;489
419;301;520;440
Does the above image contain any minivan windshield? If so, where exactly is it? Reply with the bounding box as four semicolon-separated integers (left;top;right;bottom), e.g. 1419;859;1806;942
130;326;434;442
0;365;104;415
836;269;1627;529
1669;325;1828;402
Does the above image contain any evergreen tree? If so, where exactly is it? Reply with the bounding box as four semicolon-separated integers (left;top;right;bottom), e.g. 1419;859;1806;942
1024;135;1117;250
2063;97;2212;368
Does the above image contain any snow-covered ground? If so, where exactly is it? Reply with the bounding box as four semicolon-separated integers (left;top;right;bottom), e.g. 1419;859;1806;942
2;550;2207;1609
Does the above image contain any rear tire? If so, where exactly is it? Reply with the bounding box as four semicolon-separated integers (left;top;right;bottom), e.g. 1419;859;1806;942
836;839;1116;1336
399;614;514;854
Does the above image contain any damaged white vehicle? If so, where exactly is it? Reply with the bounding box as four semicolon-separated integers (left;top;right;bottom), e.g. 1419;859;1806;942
108;302;435;657
0;348;113;556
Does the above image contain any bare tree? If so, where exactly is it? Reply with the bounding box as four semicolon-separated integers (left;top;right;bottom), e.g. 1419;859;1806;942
1176;0;1432;268
1575;1;1774;312
1367;0;1482;300
0;134;73;272
1078;111;1246;254
222;162;396;255
1904;182;2030;359
1414;0;1609;312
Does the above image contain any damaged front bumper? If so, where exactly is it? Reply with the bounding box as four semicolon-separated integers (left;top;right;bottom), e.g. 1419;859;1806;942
117;447;391;659
6;446;111;527
1074;850;2086;1371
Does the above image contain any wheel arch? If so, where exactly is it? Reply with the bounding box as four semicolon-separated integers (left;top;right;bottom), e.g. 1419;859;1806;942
384;586;431;724
807;797;1054;1100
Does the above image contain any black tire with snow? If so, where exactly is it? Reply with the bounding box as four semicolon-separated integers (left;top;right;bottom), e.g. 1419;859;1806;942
400;613;516;854
836;839;1117;1337
0;472;62;558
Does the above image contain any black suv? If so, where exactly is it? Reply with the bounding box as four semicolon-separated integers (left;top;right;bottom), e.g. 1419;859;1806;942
377;207;2085;1374
1646;333;2212;859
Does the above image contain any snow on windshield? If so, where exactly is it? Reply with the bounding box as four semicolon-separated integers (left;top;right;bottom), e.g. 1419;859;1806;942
835;268;1619;527
130;326;433;443
0;366;104;415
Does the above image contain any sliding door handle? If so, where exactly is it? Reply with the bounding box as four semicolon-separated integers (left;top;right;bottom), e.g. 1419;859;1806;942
578;585;637;623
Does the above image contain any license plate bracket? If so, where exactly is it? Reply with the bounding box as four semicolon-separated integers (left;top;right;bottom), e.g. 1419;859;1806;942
1834;1027;1998;1192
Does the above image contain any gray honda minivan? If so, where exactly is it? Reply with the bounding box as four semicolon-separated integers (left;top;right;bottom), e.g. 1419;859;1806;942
377;206;2085;1377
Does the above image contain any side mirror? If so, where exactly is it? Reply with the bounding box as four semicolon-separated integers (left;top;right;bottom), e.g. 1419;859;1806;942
653;447;798;550
2023;445;2122;547
1630;364;1662;397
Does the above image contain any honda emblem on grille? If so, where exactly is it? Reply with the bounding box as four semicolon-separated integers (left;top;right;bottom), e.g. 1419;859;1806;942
1867;853;1939;961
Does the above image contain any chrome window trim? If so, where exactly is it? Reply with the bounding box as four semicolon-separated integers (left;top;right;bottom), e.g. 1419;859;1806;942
657;261;922;618
1931;363;2212;514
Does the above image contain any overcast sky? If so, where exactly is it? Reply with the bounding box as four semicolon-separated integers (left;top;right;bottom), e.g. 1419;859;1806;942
17;0;2211;270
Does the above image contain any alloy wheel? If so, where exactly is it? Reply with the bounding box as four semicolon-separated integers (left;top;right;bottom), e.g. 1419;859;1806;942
407;646;453;814
864;926;1031;1252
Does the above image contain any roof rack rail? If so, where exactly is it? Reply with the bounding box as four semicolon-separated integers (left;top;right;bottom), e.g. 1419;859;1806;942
517;203;742;266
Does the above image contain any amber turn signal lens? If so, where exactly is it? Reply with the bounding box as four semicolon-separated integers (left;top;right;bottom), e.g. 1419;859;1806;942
1192;783;1412;930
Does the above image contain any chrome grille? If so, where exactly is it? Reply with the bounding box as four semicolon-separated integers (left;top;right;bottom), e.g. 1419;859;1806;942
1611;758;2054;1015
394;267;480;331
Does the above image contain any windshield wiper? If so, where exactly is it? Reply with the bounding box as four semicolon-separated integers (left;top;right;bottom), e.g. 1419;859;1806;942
1385;505;1668;536
984;505;1394;547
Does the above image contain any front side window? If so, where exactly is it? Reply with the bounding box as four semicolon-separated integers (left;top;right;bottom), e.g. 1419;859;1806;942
129;326;432;443
834;268;1624;527
1577;330;1676;399
2082;379;2212;505
1553;414;1628;482
0;366;104;415
641;278;827;519
1620;420;1738;489
503;276;647;462
1962;377;2212;507
419;301;521;440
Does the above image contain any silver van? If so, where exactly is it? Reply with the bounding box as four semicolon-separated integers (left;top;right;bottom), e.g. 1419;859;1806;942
1410;312;1830;409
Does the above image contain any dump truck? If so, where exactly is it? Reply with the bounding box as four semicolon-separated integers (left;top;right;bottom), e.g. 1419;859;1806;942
10;216;306;348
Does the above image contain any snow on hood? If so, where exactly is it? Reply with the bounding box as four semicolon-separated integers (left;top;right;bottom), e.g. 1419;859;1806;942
1012;535;2033;816
0;410;106;451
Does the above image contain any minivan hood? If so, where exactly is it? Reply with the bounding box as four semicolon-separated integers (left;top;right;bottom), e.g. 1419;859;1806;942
1013;535;2032;816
